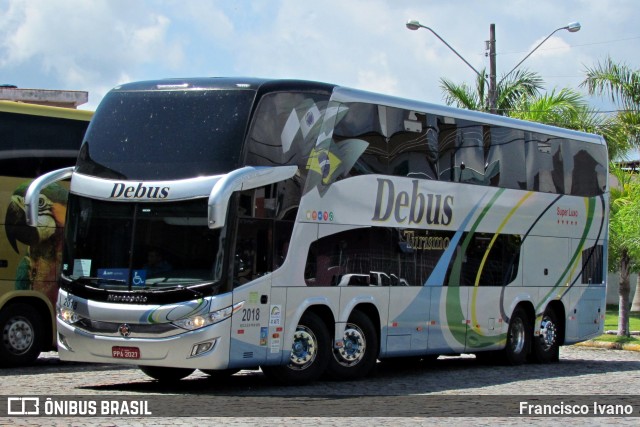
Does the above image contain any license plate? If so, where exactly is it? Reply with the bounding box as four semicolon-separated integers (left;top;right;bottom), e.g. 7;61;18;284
112;346;140;359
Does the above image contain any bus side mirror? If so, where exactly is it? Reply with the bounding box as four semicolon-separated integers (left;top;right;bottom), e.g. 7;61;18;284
24;167;74;227
207;166;298;229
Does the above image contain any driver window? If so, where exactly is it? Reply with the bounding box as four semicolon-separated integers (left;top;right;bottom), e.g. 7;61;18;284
233;184;296;287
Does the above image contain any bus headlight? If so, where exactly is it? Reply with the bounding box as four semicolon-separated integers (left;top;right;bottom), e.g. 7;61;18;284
58;306;83;325
173;301;244;331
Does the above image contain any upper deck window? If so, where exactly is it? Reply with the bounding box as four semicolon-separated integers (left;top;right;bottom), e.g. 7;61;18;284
77;89;255;180
328;101;607;197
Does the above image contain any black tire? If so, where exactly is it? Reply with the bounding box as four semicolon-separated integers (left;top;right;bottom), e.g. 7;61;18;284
139;365;194;382
0;303;43;367
530;306;560;363
503;307;531;365
325;310;378;380
261;312;330;385
200;368;240;380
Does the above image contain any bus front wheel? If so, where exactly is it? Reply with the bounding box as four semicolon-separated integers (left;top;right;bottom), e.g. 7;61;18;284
261;312;330;385
504;307;531;365
139;365;194;382
0;303;43;367
325;310;378;380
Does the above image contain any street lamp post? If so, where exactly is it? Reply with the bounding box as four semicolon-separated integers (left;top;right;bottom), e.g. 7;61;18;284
405;20;487;84
498;21;581;86
406;19;581;115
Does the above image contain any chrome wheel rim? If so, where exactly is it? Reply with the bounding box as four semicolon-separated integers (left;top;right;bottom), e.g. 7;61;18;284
509;317;526;355
334;323;366;367
4;316;34;354
289;326;317;370
538;315;557;351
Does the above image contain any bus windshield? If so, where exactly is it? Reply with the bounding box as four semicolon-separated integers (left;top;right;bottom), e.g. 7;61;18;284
76;89;255;180
61;195;224;291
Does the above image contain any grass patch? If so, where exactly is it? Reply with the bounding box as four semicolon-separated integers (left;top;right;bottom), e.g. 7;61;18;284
592;334;640;345
592;307;640;343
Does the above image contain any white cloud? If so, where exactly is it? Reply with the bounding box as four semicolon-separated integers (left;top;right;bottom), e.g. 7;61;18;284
0;0;638;112
528;36;572;59
0;0;186;108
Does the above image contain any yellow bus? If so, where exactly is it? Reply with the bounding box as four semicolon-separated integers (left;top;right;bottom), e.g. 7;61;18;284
0;100;92;366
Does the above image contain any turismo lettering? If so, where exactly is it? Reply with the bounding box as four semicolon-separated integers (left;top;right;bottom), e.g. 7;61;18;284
110;182;169;199
403;230;450;251
372;179;453;226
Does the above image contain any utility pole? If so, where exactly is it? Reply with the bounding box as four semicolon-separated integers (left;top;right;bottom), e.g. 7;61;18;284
488;23;497;114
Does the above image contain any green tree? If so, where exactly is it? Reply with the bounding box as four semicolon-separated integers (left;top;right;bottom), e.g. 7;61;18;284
607;167;640;335
582;56;640;150
440;68;543;113
582;56;640;162
583;57;640;319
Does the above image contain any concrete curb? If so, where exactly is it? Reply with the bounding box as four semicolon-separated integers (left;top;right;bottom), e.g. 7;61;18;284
574;340;640;352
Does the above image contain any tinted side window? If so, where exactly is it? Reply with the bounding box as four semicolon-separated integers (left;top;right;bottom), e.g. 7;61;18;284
525;134;564;194
304;227;454;287
0;112;88;177
565;141;607;197
455;233;522;286
581;244;604;285
333;104;434;179
486;127;526;190
324;102;607;196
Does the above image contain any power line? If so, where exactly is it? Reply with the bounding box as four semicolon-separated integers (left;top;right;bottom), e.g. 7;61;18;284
496;36;640;57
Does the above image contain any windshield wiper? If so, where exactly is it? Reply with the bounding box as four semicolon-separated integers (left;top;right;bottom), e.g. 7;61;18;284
75;276;128;287
166;285;204;299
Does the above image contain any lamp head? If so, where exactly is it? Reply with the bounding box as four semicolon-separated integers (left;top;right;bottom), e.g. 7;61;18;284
406;20;422;31
565;22;581;32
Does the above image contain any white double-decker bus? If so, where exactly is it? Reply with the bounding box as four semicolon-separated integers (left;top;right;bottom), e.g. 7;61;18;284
25;78;608;383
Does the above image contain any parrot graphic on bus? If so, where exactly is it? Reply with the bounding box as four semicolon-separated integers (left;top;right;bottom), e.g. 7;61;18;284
4;182;68;306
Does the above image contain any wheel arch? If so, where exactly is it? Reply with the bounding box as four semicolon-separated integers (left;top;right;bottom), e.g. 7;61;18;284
349;303;381;357
512;300;535;336
302;303;336;333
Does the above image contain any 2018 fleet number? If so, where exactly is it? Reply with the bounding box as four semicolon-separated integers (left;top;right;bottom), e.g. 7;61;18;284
242;308;260;322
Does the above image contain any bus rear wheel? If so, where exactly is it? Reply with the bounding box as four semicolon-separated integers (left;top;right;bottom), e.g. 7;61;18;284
139;366;194;382
261;312;330;385
503;307;531;365
530;307;560;363
0;303;43;367
325;310;377;380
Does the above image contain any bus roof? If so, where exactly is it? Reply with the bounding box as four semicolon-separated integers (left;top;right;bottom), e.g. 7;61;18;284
106;77;605;146
330;86;606;146
0;100;93;121
111;77;337;94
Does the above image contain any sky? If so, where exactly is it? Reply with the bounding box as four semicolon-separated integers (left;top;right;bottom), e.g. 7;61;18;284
0;0;638;113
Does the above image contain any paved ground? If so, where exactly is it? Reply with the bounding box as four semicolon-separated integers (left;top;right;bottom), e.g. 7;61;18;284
2;344;639;426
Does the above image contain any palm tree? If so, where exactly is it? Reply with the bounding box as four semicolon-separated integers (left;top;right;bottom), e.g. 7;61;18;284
582;57;640;159
440;68;544;114
607;166;640;335
583;57;640;316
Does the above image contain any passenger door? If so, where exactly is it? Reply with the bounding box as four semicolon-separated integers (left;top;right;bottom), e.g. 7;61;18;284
229;217;273;368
